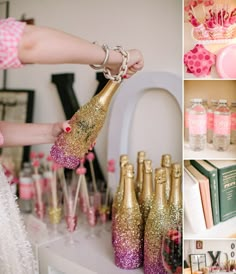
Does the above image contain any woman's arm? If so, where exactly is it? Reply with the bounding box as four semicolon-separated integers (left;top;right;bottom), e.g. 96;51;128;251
18;25;144;78
0;121;69;147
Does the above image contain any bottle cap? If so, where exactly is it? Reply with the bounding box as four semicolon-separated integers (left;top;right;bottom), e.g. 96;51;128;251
218;99;227;104
120;154;129;166
192;98;203;103
137;151;146;163
161;154;172;168
125;163;134;178
155;167;166;183
172;163;182;178
143;159;152;173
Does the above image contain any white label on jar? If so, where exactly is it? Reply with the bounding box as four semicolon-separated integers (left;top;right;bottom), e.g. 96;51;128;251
189;113;207;135
214;115;231;135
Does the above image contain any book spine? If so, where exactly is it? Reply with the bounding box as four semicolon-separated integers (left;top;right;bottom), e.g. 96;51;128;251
218;167;236;222
208;170;220;225
190;160;220;225
199;179;214;229
184;169;206;233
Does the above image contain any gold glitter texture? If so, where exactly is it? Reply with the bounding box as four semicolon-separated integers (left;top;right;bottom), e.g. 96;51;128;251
139;159;153;226
169;163;182;228
161;154;172;202
135;151;146;200
144;167;169;273
114;164;143;269
55;81;120;159
112;155;129;246
48;207;62;224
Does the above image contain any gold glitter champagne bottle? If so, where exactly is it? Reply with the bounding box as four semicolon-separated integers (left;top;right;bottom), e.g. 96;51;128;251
112;154;129;246
135;151;146;200
162;163;182;274
50;80;120;169
139;159;153;226
114;163;143;269
161;154;172;202
169;163;182;228
144;167;169;274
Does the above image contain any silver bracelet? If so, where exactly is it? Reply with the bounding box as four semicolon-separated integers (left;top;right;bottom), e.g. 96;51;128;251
103;46;129;83
89;42;110;70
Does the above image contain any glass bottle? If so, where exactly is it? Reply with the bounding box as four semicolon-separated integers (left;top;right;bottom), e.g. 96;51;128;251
207;99;218;144
161;154;172;202
230;101;236;144
135;151;146;200
162;163;182;274
188;98;207;151
111;154;129;246
139;159;153;226
114;163;143;269
213;99;231;151
50;80;121;169
18;162;33;213
184;99;195;142
202;99;208;110
169;163;182;227
144;167;168;274
184;102;190;142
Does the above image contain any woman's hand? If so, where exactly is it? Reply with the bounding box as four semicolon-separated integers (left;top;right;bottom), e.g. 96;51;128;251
52;121;71;140
52;121;95;150
107;48;144;79
125;49;144;79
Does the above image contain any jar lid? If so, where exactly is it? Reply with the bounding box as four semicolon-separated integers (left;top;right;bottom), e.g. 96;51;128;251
218;99;227;104
191;98;203;103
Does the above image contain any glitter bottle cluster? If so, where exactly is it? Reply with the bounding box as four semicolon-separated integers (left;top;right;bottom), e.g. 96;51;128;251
112;151;183;273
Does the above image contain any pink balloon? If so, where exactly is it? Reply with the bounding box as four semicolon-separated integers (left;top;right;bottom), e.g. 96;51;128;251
76;166;87;175
86;152;95;161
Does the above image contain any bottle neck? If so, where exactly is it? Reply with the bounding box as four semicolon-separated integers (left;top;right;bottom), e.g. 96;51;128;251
118;166;126;192
136;162;144;182
164;166;171;178
98;80;120;107
122;176;138;208
140;172;153;198
169;177;182;206
153;182;167;207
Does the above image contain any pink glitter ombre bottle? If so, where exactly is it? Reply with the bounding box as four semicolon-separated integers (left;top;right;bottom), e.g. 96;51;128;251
144;167;169;274
112;154;129;246
50;80;120;169
113;163;143;269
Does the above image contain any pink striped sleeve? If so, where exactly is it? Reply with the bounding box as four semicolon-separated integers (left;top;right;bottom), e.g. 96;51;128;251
0;18;26;69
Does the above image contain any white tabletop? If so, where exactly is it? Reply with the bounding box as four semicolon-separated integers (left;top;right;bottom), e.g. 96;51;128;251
184;141;236;160
25;214;144;274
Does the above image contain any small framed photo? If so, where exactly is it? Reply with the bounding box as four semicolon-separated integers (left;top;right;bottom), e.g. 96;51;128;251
196;240;203;249
0;89;34;173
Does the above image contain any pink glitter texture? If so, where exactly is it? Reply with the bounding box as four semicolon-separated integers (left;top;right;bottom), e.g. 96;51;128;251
114;241;143;270
50;145;80;169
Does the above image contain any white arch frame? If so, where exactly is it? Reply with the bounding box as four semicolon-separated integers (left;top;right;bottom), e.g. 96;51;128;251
107;71;182;185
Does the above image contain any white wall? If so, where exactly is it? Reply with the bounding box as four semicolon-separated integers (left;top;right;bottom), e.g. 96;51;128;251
4;0;182;176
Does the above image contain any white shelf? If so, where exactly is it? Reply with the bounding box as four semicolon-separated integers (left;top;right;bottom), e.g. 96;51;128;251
25;215;143;274
184;22;235;79
184;216;236;239
184;141;236;160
